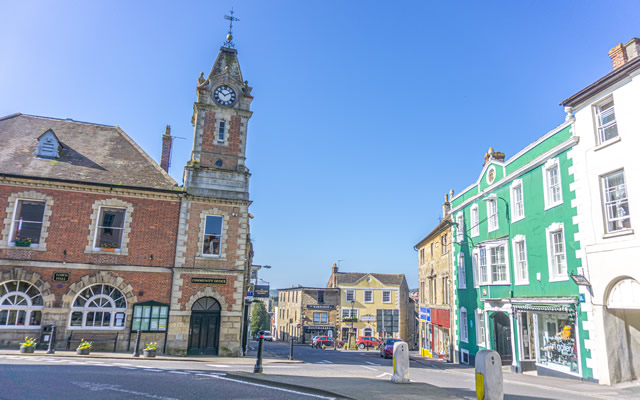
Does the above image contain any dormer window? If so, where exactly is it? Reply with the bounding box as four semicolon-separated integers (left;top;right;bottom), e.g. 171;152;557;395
34;129;61;159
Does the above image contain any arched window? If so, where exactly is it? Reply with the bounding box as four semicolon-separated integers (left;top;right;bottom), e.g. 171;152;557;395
0;280;43;328
363;327;373;337
192;297;221;311
70;284;127;329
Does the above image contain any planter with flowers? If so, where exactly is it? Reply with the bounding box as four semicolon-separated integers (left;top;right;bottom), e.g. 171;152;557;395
143;342;157;358
20;337;37;353
77;339;92;355
14;238;32;247
100;243;118;252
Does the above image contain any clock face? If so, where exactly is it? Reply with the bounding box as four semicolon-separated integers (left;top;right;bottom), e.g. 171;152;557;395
214;85;236;106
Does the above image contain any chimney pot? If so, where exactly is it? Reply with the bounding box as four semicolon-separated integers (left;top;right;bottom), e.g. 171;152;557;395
160;125;173;173
609;38;640;70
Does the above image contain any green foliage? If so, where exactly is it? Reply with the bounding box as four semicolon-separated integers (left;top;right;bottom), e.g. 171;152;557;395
250;301;270;337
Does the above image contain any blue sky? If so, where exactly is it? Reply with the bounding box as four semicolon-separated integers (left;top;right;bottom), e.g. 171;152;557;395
1;1;638;290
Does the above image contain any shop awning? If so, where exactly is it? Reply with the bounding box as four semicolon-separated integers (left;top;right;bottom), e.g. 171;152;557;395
511;304;574;314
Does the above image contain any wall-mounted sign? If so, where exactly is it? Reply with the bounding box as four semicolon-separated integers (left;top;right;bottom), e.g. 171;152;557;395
304;325;334;330
53;272;69;282
307;305;335;310
254;285;270;298
361;315;376;322
131;301;169;333
419;307;428;321
191;278;227;285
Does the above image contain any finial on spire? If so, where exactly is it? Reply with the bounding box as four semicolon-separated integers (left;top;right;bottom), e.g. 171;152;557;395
223;8;239;48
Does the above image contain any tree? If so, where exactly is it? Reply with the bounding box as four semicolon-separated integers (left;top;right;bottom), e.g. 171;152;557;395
250;301;270;337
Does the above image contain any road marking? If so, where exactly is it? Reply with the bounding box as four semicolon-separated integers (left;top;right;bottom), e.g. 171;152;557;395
322;360;333;364
206;364;230;368
85;361;104;364
168;371;190;375
144;369;163;372
119;367;137;370
72;382;178;400
376;372;392;378
365;361;380;366
69;361;88;365
186;370;205;374
361;366;377;371
195;373;225;377
200;375;336;399
112;363;133;366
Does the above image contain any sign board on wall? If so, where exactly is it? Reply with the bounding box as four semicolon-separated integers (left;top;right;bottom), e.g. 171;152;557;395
53;272;69;282
254;285;270;298
307;305;335;310
191;278;227;284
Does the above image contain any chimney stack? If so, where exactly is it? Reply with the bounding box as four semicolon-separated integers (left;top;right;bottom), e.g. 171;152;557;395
160;125;173;173
483;147;505;165
443;193;451;218
609;38;640;70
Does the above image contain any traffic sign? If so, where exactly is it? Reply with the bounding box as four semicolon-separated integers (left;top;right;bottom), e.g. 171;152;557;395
297;323;301;328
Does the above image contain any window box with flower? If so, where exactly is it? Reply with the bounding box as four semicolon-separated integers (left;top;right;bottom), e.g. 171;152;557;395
99;243;118;252
20;337;37;353
143;342;157;357
14;238;33;247
77;339;92;355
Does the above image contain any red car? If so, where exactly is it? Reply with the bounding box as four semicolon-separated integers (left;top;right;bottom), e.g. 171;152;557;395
313;336;344;349
356;336;382;350
379;338;402;358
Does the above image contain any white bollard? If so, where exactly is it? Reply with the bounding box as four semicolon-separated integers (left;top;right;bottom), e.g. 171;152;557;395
475;349;503;400
391;341;410;383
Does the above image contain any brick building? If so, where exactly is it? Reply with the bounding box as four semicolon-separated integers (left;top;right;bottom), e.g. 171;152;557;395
0;41;255;357
276;287;339;344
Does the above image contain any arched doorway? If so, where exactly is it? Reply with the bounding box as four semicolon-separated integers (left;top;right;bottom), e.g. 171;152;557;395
493;312;512;365
604;278;640;383
188;297;221;355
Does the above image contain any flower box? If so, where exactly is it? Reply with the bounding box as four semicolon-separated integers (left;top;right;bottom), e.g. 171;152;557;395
143;349;156;358
76;348;91;355
100;247;116;252
20;345;35;353
14;241;32;247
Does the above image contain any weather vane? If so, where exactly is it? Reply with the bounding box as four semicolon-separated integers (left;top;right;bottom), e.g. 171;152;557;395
223;9;239;48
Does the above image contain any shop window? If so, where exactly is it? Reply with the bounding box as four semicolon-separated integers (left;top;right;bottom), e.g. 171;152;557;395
9;200;46;248
0;280;43;328
536;313;579;374
601;170;631;233
70;284;126;329
202;216;223;256
93;207;126;251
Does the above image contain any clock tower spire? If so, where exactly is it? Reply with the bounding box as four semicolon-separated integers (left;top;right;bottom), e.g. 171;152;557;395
185;25;253;200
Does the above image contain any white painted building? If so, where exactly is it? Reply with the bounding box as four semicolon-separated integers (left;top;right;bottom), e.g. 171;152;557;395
563;37;640;385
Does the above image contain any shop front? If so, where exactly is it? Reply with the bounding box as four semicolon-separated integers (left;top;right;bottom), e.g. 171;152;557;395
303;325;336;344
513;303;580;378
419;307;451;361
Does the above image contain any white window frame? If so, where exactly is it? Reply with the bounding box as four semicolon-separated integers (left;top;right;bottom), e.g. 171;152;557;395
69;284;127;330
510;179;525;222
345;290;355;303
471;251;479;288
486;197;499;232
0;280;44;330
459;307;468;343
512;235;529;285
456;212;464;242
457;252;466;289
382;290;391;303
475;241;510;285
341;308;358;319
313;312;328;324
594;97;619;145
601;169;631;233
542;158;563;210
460;349;470;364
546;223;568;282
476;309;485;346
202;215;223;258
217;120;226;143
92;206;127;251
8;199;46;249
470;204;479;237
364;290;373;303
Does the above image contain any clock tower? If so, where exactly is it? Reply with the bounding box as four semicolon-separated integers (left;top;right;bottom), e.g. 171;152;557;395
184;45;253;200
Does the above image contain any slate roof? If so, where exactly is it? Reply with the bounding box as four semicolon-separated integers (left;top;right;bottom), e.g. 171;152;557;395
0;114;178;191
334;272;405;286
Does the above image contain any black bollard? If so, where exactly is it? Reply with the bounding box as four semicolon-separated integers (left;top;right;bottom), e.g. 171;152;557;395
253;331;264;373
132;329;141;357
288;336;294;360
46;326;56;354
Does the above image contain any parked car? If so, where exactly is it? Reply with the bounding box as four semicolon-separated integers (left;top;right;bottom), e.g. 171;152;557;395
379;338;402;358
356;336;382;350
255;332;273;341
313;336;344;349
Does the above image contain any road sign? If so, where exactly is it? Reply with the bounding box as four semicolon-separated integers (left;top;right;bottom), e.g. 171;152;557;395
297;323;301;328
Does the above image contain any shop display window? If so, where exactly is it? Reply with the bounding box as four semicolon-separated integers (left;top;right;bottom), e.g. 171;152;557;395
536;313;578;374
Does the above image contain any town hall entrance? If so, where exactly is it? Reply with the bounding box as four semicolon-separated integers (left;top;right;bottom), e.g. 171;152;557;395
188;297;221;355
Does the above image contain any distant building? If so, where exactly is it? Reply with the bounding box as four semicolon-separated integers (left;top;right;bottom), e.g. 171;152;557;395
560;37;640;385
415;199;455;361
275;287;339;343
327;265;412;344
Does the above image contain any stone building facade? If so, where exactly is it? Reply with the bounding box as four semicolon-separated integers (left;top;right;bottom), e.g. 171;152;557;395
0;41;256;357
415;199;455;362
275;287;339;344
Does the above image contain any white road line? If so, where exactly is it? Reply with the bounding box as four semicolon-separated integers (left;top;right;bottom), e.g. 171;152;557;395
119;367;137;370
168;371;190;375
376;372;392;378
195;373;225;377
200;375;335;399
365;361;380;366
361;366;377;371
321;360;333;364
185;370;204;374
144;369;163;372
112;363;132;366
69;361;88;365
205;364;231;368
85;361;105;364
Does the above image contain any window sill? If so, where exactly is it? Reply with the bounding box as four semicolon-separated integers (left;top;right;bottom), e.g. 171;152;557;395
544;201;563;211
548;276;569;283
487;227;499;233
0;326;41;330
67;326;126;331
514;281;530;286
602;228;634;239
196;255;225;260
594;136;621;152
4;245;45;251
86;249;127;256
511;216;525;224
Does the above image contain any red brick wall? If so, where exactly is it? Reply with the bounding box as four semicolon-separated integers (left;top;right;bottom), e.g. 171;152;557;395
0;185;180;267
179;273;237;311
200;112;243;169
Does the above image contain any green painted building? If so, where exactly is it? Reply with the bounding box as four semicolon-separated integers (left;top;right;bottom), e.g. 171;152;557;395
449;121;593;380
